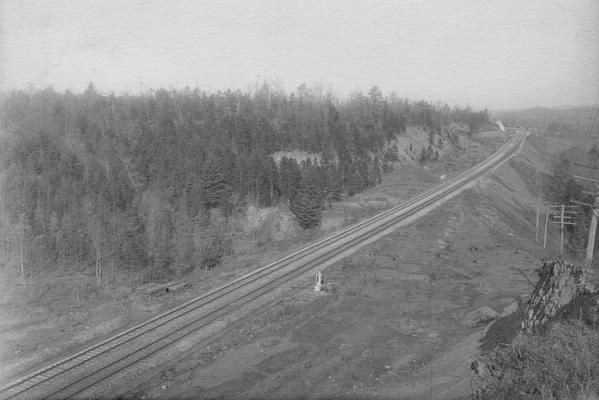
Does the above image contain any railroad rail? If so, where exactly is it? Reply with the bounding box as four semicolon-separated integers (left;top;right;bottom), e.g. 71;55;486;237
0;131;525;400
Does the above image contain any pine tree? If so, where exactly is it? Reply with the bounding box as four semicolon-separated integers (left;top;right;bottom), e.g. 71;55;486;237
279;156;302;201
290;184;323;229
426;145;434;161
326;168;343;207
262;155;280;206
419;147;427;163
372;156;382;184
382;158;393;173
201;157;232;211
347;166;365;196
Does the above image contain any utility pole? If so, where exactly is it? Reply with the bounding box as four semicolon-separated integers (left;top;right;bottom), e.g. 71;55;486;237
543;210;549;248
560;204;565;255
547;205;578;256
588;205;599;266
535;196;541;243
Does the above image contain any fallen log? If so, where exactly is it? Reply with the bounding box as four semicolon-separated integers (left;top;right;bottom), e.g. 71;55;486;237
166;280;191;293
138;280;192;297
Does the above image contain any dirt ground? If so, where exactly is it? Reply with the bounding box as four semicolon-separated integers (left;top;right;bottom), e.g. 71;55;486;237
0;129;545;400
109;133;551;400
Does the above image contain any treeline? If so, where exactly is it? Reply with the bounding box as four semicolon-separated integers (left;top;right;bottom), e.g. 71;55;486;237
0;83;489;279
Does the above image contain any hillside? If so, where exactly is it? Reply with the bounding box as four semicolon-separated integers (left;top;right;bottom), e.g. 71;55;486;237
0;85;492;383
0;126;495;384
0;85;490;284
110;131;549;399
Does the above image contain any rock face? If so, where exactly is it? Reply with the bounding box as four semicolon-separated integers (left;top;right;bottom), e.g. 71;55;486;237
522;259;592;334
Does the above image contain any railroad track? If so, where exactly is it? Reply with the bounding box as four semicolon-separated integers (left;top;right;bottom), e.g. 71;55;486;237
0;132;525;400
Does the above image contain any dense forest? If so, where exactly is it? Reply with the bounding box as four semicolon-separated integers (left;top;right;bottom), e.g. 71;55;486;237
0;82;490;281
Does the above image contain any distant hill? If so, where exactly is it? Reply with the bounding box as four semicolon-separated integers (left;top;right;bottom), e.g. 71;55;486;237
491;105;597;134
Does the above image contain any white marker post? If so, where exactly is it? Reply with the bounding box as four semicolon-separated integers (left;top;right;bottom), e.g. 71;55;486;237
314;271;323;292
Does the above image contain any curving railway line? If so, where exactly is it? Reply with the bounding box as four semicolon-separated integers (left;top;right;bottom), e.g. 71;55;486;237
0;131;526;400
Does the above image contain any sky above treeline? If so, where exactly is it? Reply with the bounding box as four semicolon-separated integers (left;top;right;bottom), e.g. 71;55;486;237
1;0;598;110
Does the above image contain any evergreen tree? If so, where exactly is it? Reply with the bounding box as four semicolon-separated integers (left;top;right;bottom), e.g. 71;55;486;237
382;158;393;173
347;166;366;196
419;147;427;163
122;207;146;270
546;158;585;204
279;156;302;201
201;157;232;211
372;156;382;184
426;145;434;162
262;155;280;206
326;165;343;207
290;183;323;229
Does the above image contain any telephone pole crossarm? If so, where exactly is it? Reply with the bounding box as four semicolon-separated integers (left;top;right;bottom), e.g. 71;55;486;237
574;162;599;170
574;175;599;184
570;199;595;208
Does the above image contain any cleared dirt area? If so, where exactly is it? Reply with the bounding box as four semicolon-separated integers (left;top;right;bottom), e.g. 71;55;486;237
1;129;537;399
106;134;549;400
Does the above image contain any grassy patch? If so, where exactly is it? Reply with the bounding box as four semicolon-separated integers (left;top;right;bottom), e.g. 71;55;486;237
475;321;599;399
480;307;524;351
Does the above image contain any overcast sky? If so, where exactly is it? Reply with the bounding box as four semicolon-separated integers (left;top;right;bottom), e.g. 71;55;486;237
1;0;598;110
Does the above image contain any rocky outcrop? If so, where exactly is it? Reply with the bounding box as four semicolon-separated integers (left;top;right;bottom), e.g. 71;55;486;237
471;260;599;397
522;259;595;333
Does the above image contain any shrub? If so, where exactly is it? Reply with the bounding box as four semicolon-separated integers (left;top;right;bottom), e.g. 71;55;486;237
200;232;232;270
